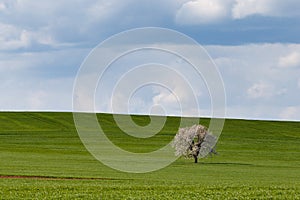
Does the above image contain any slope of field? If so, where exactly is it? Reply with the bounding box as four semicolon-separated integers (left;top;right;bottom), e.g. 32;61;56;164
0;112;300;199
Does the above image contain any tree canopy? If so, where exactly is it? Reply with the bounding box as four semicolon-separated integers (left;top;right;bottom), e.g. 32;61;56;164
172;124;217;163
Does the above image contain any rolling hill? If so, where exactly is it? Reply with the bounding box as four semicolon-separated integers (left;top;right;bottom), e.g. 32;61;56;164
0;112;299;199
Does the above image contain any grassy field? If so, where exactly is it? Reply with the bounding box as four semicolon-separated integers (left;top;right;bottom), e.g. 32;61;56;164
0;112;300;199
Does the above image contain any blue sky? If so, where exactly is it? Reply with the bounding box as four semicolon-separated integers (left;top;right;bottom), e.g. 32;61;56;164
0;0;300;121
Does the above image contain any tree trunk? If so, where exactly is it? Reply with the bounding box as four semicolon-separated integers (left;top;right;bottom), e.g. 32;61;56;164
194;155;198;163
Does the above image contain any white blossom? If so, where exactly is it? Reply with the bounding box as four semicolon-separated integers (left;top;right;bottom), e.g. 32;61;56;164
172;124;217;159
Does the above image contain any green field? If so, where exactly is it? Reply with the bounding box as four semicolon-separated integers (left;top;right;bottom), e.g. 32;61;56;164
0;112;300;199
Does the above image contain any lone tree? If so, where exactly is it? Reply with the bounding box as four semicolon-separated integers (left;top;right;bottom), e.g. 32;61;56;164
172;124;217;163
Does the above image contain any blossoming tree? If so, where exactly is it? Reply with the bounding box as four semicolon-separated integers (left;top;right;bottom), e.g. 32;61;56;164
172;124;217;163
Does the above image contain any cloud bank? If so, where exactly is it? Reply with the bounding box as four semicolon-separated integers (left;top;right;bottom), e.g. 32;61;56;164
176;0;300;24
0;0;299;121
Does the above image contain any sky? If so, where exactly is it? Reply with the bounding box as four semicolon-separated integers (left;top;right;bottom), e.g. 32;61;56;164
0;0;300;121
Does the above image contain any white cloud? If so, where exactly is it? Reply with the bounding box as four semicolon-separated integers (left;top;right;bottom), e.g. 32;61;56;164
153;89;177;106
246;81;286;100
0;23;30;50
206;43;300;121
176;0;230;25
176;0;300;23
0;22;60;51
0;0;299;49
0;1;104;50
232;0;272;19
100;63;204;117
247;82;274;99
232;0;300;19
278;52;300;68
151;80;201;117
0;0;186;49
87;1;126;22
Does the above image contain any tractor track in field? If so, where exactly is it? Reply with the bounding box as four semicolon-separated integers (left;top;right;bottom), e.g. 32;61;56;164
0;175;128;181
